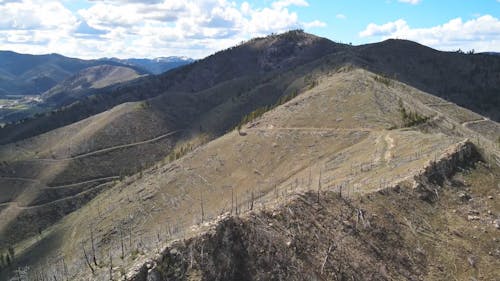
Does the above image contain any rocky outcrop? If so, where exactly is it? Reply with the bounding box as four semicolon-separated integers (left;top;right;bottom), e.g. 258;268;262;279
126;140;484;281
412;140;480;202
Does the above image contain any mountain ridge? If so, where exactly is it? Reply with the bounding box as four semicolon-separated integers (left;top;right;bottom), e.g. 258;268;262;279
0;30;498;280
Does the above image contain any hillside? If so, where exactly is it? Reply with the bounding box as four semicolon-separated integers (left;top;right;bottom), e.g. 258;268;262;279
354;39;500;121
1;65;498;280
42;65;145;106
0;31;499;280
0;51;139;96
102;57;194;75
1;32;500;146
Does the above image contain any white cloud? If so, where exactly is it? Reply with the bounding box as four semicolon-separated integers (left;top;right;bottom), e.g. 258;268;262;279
304;20;326;28
359;19;408;37
359;15;500;52
336;14;346;20
0;0;79;56
272;0;309;10
398;0;421;4
0;0;325;59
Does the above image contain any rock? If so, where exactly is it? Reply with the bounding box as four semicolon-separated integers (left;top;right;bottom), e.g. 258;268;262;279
488;195;493;199
467;215;480;221
286;240;292;247
493;219;500;229
467;256;476;268
459;192;471;201
468;210;479;215
147;269;161;281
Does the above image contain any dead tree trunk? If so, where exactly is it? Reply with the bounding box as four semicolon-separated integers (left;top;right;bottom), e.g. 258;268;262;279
120;228;125;259
231;187;234;215
81;242;94;275
317;168;322;203
200;188;205;223
250;190;254;211
90;227;97;266
109;251;113;281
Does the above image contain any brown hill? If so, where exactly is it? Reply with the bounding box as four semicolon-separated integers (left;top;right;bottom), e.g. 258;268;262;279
0;31;499;280
1;65;498;280
42;65;144;106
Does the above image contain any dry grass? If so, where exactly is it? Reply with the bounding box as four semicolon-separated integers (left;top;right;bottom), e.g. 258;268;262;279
1;67;498;280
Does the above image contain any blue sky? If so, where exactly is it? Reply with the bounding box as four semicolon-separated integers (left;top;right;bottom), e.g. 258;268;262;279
0;0;499;59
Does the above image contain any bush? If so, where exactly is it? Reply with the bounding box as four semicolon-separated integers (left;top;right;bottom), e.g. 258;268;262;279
398;99;429;127
374;75;392;87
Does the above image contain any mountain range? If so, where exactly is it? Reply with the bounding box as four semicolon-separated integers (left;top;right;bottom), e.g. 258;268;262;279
101;56;195;75
0;51;193;96
0;30;498;280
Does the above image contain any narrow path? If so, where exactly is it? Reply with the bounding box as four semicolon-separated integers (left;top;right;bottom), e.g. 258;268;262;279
425;102;455;106
0;175;119;189
260;126;375;132
384;133;395;162
461;118;488;126
0;177;41;183
1;181;113;210
45;176;120;189
28;130;181;162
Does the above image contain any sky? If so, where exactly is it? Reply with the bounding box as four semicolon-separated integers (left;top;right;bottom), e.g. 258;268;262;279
0;0;499;59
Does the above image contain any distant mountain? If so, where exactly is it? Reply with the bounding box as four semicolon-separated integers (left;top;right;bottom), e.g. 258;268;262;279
100;56;194;74
480;52;500;56
42;65;144;105
0;51;140;96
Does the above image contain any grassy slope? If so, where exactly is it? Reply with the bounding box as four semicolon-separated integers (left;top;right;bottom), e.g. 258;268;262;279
137;161;499;281
3;67;498;280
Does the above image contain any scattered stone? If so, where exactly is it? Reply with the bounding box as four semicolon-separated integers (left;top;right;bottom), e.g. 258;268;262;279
468;210;479;215
286;240;292;247
145;261;154;269
494;219;500;229
147;269;161;281
459;192;471;201
467;215;480;221
467;256;476;268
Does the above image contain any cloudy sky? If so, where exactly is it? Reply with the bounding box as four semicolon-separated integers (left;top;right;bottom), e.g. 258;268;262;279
0;0;499;59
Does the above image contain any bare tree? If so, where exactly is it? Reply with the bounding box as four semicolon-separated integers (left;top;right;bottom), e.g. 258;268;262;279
317;168;322;203
250;189;254;211
61;256;69;281
200;188;205;223
109;250;113;281
235;192;239;215
81;242;94;275
231;187;234;215
120;228;125;259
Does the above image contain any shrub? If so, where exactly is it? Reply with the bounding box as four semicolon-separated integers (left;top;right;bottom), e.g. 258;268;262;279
374;75;392;87
398;99;429;127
